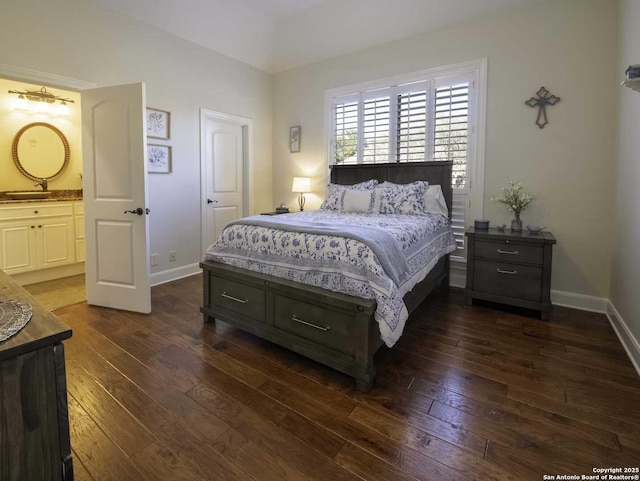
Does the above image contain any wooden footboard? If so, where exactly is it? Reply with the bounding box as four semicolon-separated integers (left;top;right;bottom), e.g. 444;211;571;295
200;256;448;391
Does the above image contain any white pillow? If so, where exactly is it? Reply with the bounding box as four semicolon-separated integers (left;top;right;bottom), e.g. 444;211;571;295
341;189;380;213
425;185;449;217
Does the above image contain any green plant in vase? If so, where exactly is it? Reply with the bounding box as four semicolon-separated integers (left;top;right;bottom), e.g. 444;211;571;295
490;181;535;232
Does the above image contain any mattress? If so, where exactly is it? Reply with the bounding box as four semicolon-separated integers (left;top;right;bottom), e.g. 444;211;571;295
204;210;456;346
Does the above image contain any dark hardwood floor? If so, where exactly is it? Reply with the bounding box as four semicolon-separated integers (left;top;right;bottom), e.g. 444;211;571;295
53;274;640;481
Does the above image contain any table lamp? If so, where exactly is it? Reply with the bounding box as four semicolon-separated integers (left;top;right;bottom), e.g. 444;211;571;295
291;177;311;211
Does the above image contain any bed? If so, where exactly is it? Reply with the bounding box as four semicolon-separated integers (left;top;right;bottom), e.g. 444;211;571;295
200;161;454;391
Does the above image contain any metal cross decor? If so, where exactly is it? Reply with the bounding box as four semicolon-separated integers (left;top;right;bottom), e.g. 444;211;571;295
525;86;560;129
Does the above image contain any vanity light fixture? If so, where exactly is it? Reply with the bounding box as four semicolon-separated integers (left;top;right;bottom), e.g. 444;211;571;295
8;86;75;114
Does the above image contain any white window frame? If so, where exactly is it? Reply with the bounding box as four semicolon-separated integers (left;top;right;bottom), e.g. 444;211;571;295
324;59;487;286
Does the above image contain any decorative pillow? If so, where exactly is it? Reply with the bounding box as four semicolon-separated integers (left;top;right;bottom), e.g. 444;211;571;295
341;189;380;213
320;179;378;210
424;185;449;217
379;181;428;215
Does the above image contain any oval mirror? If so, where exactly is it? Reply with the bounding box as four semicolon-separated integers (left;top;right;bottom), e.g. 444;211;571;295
12;122;70;182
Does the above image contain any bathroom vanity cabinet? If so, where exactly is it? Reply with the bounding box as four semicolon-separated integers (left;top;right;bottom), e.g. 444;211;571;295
0;200;84;280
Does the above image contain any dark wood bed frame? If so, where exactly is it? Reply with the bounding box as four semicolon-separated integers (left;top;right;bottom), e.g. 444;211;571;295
200;161;453;391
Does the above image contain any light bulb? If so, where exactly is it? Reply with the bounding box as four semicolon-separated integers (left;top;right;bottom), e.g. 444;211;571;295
57;101;70;116
34;101;49;113
14;95;28;110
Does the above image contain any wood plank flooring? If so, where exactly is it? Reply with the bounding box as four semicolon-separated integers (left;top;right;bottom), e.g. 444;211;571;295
53;274;640;481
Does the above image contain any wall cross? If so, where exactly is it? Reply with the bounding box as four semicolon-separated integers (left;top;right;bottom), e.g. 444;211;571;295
525;86;560;129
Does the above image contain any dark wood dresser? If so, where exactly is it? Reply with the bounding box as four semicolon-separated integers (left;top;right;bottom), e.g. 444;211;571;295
0;269;73;481
465;227;556;319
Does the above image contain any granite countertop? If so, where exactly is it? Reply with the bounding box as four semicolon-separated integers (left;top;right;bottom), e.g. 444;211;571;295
0;269;72;361
0;189;83;204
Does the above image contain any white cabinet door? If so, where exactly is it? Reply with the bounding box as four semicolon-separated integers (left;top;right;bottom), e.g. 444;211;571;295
0;221;37;274
38;217;75;269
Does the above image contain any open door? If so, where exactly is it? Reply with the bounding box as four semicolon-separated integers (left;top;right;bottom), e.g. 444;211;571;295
81;83;151;313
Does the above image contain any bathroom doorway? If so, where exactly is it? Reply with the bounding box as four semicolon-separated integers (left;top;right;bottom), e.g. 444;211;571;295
0;66;152;313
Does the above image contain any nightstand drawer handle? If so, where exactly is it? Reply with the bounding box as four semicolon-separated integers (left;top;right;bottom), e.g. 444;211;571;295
221;292;248;304
497;249;519;255
496;268;518;275
292;315;331;332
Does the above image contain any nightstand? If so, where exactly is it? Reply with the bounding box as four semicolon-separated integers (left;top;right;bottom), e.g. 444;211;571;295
465;227;556;320
260;211;289;215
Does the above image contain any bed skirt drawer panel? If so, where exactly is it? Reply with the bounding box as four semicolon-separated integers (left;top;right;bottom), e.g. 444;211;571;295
273;295;355;356
473;260;542;303
475;240;543;265
211;276;265;322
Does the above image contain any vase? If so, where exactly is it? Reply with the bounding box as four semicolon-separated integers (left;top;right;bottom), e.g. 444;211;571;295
511;212;523;232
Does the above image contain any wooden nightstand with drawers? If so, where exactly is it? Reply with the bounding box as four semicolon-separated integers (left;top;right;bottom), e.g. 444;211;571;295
465;227;556;320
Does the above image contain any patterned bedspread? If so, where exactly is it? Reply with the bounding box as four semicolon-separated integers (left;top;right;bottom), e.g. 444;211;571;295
204;211;456;347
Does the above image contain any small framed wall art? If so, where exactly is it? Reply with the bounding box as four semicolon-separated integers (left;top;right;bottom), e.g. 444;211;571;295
290;125;301;153
146;107;171;139
147;144;172;174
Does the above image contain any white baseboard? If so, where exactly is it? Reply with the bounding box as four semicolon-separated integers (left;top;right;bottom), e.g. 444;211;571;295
550;290;608;313
13;263;85;286
606;301;640;377
150;263;202;287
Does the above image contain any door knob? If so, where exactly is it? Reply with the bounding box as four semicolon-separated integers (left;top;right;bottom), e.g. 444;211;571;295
207;199;218;204
124;207;144;215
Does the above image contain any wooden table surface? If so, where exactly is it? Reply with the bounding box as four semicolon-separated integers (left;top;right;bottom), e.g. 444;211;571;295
0;269;72;361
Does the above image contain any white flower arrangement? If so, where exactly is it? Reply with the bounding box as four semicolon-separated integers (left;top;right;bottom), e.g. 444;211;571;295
490;181;535;215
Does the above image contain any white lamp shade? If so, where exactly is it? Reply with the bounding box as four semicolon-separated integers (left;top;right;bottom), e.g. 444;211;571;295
292;177;311;193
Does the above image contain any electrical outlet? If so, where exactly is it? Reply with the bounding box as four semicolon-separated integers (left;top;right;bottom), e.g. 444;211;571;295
150;253;159;266
169;251;176;262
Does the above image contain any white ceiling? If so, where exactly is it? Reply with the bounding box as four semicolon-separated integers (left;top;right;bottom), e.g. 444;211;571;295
96;0;546;73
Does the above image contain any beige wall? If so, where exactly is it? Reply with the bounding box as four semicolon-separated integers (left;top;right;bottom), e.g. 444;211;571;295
0;78;82;192
272;0;618;298
611;0;640;341
0;0;272;275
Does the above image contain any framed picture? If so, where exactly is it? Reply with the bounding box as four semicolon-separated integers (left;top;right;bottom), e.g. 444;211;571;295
146;107;170;139
290;125;301;153
147;144;172;174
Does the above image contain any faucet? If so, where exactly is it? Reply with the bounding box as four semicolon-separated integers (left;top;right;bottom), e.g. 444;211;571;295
34;179;48;191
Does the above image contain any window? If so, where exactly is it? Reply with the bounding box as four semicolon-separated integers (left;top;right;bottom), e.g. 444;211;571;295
326;60;486;283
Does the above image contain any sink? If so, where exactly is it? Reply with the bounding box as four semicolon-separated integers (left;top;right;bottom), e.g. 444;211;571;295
6;191;53;200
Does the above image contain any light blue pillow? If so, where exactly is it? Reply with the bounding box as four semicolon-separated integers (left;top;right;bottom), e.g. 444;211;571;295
320;179;378;211
379;181;428;215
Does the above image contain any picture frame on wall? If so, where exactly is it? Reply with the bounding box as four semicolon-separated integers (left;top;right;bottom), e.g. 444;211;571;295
148;144;172;174
146;107;170;139
290;125;301;153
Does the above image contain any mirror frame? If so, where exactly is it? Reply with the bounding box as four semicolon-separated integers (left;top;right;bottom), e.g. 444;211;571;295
11;122;70;182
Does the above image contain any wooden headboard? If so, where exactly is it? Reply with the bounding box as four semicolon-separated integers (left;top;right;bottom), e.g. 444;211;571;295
330;161;453;218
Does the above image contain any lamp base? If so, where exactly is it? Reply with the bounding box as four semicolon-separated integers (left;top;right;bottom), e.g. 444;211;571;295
298;193;306;212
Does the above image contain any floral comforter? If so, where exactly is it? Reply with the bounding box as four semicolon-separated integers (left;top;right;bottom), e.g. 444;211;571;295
204;211;456;347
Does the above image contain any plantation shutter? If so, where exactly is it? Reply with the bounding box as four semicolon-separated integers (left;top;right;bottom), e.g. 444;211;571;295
396;84;428;162
433;80;471;260
333;94;359;164
361;90;391;164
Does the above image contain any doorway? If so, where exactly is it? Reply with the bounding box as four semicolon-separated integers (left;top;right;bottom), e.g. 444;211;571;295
200;109;251;252
0;66;152;313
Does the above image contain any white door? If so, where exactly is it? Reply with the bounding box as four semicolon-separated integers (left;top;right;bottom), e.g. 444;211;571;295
81;83;151;313
201;111;246;249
